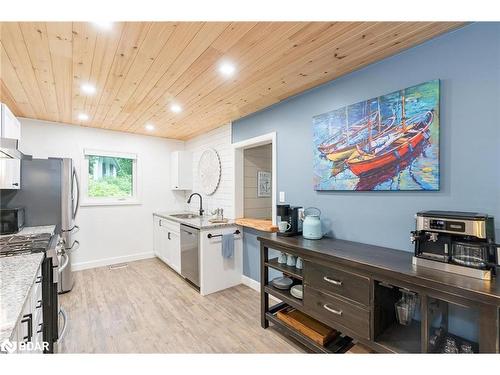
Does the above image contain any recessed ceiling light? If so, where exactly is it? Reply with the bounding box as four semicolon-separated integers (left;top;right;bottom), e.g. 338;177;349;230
92;21;113;31
170;104;182;113
77;113;89;121
218;61;236;77
81;83;96;95
145;124;155;131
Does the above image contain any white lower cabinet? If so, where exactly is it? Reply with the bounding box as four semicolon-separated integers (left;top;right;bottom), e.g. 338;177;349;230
153;215;181;273
199;226;242;296
168;230;181;273
153;216;161;257
8;265;43;354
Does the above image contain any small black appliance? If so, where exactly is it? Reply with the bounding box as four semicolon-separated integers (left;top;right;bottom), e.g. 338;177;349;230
276;204;302;237
0;207;25;234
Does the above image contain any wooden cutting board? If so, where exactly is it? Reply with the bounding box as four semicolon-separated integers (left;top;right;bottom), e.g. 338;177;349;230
235;218;278;232
277;307;338;346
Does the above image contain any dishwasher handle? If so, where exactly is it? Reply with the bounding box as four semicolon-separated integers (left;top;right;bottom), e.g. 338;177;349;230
181;224;199;236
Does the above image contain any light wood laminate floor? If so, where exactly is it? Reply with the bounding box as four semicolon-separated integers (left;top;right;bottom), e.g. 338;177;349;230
59;258;303;353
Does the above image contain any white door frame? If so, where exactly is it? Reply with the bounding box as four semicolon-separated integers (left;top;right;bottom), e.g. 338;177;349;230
232;132;277;225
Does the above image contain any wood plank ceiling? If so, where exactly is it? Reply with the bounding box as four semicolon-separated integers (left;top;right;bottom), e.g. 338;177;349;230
0;22;463;140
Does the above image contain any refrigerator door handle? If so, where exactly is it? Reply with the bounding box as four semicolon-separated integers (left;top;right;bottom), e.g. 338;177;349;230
65;240;80;253
62;224;80;234
72;167;80;220
57;307;68;344
58;251;70;273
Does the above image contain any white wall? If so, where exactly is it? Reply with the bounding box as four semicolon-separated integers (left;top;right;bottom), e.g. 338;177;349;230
19;118;186;270
184;124;234;218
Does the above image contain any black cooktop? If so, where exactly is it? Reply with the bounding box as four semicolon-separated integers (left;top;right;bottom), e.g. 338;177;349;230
0;233;52;257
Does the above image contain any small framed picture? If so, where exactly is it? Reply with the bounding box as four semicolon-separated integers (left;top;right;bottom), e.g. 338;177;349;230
257;171;272;197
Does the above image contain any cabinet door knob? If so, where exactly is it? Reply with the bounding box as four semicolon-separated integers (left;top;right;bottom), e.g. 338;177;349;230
12;182;19;186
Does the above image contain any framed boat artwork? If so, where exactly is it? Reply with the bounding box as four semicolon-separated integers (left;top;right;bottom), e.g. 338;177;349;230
313;79;440;191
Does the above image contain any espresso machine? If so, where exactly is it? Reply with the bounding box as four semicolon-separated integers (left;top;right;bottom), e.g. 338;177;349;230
411;210;500;280
276;204;302;236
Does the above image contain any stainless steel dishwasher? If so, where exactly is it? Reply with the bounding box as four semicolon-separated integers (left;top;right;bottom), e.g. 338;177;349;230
180;224;200;288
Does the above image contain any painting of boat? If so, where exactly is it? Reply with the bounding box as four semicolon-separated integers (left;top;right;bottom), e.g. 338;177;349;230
313;80;440;191
322;113;396;163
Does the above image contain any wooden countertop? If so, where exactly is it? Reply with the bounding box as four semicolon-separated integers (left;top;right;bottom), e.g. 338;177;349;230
257;234;500;306
235;218;278;233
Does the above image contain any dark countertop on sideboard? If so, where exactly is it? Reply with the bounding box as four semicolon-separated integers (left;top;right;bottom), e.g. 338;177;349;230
258;234;500;306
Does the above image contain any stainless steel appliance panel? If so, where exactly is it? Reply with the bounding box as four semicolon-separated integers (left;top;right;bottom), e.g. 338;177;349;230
1;158;63;227
60;158;80;232
180;224;200;287
1;157;80;294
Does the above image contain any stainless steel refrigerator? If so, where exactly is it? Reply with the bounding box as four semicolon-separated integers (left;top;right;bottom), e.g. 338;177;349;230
1;157;80;293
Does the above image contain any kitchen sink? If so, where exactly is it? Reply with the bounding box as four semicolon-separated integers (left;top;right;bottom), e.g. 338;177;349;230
170;213;200;219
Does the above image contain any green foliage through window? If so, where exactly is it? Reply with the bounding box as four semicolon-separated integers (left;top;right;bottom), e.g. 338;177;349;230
87;155;134;198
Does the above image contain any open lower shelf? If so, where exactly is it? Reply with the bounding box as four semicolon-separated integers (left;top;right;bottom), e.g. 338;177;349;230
265;311;353;353
265;258;303;280
264;284;303;309
375;321;421;353
429;332;479;354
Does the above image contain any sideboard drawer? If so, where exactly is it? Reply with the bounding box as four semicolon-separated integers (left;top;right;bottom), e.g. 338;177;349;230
304;286;370;340
305;261;370;306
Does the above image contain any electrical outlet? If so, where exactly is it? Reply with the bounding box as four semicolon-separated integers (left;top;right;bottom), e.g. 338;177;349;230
279;191;285;203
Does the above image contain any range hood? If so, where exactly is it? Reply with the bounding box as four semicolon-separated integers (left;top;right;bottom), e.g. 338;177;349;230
0;138;25;159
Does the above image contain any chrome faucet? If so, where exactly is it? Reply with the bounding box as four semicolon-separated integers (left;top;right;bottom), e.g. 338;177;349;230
187;193;204;216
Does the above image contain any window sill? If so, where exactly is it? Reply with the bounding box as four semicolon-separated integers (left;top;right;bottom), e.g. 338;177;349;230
80;199;142;207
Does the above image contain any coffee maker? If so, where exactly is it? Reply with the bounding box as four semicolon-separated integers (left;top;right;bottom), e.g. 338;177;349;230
411;210;499;280
276;204;302;236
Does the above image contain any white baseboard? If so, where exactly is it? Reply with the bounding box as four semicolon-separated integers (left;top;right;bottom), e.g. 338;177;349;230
72;252;155;271
241;275;281;302
241;274;260;292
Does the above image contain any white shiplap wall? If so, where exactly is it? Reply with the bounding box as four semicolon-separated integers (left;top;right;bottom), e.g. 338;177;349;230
244;144;272;219
185;124;234;218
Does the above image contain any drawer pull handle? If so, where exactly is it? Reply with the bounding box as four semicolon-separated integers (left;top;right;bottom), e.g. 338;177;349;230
35;275;42;284
36;300;43;309
323;276;342;286
323;304;343;316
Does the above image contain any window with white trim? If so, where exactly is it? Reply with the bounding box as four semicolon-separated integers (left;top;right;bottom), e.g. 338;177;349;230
81;149;140;205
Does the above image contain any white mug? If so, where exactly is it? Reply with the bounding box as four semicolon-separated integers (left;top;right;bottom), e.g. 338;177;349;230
286;254;296;267
295;257;303;269
278;252;287;264
278;221;291;233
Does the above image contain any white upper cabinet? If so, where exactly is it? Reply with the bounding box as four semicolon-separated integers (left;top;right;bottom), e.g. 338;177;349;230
170;151;192;190
1;103;21;140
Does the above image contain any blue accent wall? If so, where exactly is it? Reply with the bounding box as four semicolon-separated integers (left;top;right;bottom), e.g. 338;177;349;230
232;23;500;282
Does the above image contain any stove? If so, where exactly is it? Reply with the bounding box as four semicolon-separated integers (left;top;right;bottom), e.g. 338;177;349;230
0;231;63;353
0;233;52;257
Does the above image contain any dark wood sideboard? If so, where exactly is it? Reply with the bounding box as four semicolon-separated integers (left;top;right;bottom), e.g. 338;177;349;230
258;234;500;353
